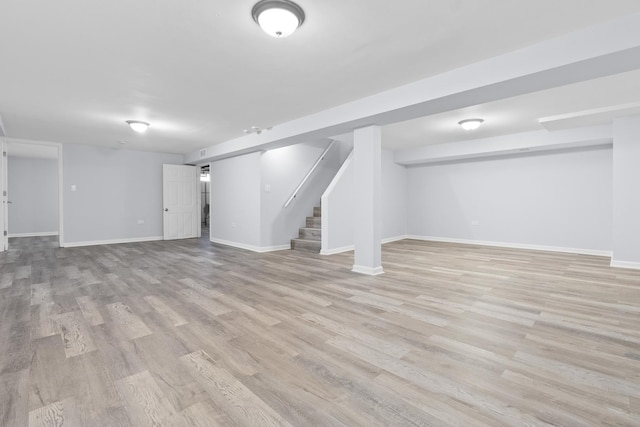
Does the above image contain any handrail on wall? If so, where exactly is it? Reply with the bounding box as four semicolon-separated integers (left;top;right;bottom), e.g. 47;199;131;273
284;139;337;208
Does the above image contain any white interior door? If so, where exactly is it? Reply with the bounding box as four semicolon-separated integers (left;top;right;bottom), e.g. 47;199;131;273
163;164;198;240
1;141;7;251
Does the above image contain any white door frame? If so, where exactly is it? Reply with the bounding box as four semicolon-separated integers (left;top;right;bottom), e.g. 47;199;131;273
196;163;213;239
195;162;213;240
204;162;212;241
197;165;202;239
1;138;64;249
1;140;7;251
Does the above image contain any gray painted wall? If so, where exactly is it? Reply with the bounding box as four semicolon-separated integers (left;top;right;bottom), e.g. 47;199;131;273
63;143;184;244
406;146;613;252
8;156;59;235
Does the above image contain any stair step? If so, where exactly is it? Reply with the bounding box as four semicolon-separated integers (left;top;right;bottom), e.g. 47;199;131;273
313;206;321;217
291;238;321;253
299;227;321;240
306;217;321;228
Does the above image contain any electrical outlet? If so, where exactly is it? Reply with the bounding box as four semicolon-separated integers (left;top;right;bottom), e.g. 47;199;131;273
264;184;271;193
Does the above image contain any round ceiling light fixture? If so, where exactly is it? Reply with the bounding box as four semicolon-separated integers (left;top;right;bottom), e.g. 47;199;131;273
126;120;150;133
252;0;305;38
458;118;484;131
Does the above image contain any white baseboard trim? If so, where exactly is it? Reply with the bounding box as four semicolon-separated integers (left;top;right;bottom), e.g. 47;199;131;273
610;260;640;270
321;245;354;256
8;232;59;238
62;236;163;248
352;265;385;276
320;235;409;256
406;235;612;257
382;235;410;244
210;238;290;253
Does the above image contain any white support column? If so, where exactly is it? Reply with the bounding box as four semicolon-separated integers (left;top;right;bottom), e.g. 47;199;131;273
611;116;640;269
352;125;383;275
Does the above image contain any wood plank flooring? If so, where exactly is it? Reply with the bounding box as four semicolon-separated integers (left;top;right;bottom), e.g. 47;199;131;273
1;235;640;426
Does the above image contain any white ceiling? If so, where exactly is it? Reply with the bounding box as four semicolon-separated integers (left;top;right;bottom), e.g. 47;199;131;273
383;69;640;150
1;1;640;154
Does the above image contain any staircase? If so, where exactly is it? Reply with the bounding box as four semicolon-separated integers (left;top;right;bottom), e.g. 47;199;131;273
291;205;321;253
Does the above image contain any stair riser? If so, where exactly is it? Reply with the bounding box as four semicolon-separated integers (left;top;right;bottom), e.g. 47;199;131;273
306;217;321;228
299;228;321;240
291;239;321;253
292;204;322;253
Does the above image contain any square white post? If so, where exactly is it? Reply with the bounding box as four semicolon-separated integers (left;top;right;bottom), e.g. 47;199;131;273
612;117;640;269
352;125;384;275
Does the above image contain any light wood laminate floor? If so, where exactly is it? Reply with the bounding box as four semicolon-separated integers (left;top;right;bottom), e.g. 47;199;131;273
1;235;639;426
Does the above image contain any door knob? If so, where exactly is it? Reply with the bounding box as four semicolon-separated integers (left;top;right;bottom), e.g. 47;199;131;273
164;208;168;212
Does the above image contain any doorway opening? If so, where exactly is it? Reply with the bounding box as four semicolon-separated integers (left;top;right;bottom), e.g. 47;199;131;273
1;140;64;251
200;165;210;238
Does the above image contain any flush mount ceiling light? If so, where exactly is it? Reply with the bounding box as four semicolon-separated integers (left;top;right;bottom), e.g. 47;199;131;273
252;0;305;38
126;120;150;133
458;118;484;131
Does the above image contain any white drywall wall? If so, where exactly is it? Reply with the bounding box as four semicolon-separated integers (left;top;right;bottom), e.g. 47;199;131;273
63;143;184;245
406;145;613;253
321;155;354;253
210;152;262;248
260;140;345;248
381;149;408;240
612;117;640;267
321;149;408;254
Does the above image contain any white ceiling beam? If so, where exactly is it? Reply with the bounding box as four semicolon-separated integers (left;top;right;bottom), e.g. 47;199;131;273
539;102;640;131
394;125;612;166
186;13;640;164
